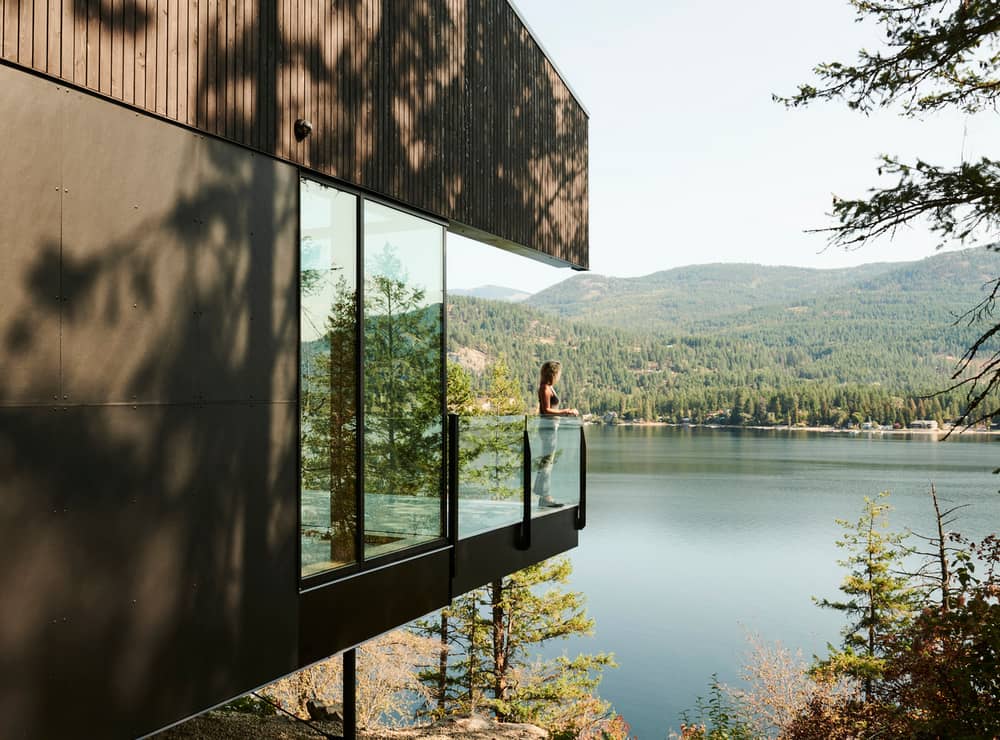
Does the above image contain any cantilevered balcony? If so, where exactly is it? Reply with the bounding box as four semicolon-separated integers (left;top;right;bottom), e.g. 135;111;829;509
450;413;586;594
299;411;587;662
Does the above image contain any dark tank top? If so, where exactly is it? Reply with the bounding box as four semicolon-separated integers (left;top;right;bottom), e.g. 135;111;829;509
538;385;559;414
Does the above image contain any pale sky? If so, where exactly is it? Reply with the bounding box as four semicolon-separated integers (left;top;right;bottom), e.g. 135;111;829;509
448;0;1000;293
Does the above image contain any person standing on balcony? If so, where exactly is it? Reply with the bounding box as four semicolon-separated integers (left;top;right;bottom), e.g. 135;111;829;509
536;360;579;507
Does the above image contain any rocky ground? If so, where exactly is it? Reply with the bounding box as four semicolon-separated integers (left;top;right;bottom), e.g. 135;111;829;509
157;711;548;740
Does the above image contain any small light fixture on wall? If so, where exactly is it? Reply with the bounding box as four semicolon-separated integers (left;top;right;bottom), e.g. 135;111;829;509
294;118;313;141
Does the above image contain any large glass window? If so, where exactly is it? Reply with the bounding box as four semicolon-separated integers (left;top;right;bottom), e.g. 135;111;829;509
300;179;358;577
299;184;446;579
362;201;445;559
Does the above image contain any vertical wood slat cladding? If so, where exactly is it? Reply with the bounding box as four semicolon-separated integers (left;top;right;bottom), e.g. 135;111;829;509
86;0;94;88
177;0;187;120
17;0;29;65
226;0;234;137
167;0;176;118
111;0;122;99
99;0;110;94
47;0;59;71
0;0;588;267
135;0;146;107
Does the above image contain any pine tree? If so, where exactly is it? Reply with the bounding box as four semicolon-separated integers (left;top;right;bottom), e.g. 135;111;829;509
417;360;527;716
470;359;526;502
364;244;442;498
300;273;357;565
480;558;615;725
451;587;493;715
812;492;916;700
413;557;616;735
447;360;476;416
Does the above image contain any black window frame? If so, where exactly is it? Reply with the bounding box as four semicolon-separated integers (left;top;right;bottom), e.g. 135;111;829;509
297;171;449;591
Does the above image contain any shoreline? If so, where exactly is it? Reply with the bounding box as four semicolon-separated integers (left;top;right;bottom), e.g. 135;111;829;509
591;421;1000;439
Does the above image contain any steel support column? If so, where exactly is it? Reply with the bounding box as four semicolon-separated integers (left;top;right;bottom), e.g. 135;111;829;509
343;648;356;739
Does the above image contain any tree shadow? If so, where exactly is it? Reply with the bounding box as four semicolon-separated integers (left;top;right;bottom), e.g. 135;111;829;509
0;1;588;736
26;0;589;263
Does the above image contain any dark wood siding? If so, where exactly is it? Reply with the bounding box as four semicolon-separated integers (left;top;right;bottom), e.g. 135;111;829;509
0;0;588;268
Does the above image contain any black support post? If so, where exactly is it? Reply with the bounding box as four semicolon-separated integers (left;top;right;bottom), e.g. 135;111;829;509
354;196;365;566
448;413;459;585
519;423;532;550
576;425;587;530
343;648;357;739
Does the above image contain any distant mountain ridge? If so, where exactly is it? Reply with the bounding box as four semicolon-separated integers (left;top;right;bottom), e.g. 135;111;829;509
447;249;1000;424
526;250;1000;332
450;285;531;302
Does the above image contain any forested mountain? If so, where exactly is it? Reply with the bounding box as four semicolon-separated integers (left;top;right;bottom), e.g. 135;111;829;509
448;249;1000;426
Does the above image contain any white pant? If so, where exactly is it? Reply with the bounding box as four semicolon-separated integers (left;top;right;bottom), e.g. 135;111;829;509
533;417;559;498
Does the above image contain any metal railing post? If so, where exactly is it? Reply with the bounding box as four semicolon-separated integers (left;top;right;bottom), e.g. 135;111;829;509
519;418;532;550
448;413;459;585
576;424;587;530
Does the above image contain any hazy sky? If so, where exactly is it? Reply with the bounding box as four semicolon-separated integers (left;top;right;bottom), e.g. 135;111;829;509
448;0;1000;292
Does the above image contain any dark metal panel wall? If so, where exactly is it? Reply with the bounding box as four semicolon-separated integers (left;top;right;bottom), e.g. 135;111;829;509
452;508;579;596
299;548;452;666
59;93;204;404
0;66;300;740
0;0;588;268
0;71;61;405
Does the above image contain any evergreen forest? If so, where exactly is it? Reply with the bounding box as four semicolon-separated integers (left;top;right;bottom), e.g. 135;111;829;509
448;249;1000;427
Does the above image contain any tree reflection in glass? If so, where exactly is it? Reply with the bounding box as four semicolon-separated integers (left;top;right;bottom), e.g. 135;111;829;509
300;180;357;576
363;202;444;559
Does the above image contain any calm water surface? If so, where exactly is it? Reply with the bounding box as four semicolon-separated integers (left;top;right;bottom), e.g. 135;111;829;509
542;426;1000;739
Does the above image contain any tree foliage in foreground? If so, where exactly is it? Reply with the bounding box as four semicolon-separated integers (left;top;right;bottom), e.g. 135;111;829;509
791;517;1000;739
412;557;621;738
262;629;439;729
811;493;916;701
677;491;1000;739
779;0;1000;427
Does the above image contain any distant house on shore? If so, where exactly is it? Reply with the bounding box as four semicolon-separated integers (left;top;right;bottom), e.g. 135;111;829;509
910;419;939;430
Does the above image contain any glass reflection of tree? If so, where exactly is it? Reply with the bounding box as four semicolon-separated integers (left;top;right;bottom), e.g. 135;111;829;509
364;244;442;501
470;362;524;502
301;249;357;567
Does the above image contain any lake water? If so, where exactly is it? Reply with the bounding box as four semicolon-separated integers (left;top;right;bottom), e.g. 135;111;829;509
542;426;1000;739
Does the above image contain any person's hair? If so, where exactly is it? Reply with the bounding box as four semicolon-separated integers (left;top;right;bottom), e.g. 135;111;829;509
539;360;562;385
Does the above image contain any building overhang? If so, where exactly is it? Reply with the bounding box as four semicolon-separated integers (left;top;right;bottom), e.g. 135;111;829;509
0;0;589;269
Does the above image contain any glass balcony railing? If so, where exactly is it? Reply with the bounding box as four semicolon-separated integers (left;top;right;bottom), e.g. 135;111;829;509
456;415;527;538
452;414;586;542
527;416;582;517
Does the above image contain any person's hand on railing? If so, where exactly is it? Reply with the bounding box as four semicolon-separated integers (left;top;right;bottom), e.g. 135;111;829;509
547;408;579;418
